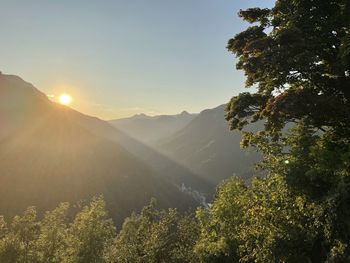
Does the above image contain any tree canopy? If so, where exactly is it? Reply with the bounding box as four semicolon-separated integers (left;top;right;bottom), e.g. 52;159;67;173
222;0;350;261
226;0;350;134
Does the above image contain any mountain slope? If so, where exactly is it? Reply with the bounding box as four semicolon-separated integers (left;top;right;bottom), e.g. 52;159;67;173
158;104;261;186
0;73;197;224
108;112;212;197
109;111;196;144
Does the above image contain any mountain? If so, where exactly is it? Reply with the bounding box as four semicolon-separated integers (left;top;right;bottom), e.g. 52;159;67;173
109;103;261;193
0;73;198;225
157;105;261;186
109;111;196;144
108;111;214;198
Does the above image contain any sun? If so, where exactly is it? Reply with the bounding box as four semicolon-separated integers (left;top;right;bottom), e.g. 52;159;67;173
58;93;73;105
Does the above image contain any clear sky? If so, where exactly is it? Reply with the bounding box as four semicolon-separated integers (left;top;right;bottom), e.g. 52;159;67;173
0;0;274;119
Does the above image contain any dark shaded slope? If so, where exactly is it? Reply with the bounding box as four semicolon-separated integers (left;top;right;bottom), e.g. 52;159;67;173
109;129;213;197
159;105;261;186
62;104;212;198
0;73;197;224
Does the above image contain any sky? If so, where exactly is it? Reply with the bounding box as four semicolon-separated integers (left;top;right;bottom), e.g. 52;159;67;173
0;0;274;119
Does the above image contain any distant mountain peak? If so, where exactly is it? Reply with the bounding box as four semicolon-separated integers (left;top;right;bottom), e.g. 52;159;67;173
109;110;197;144
134;113;148;118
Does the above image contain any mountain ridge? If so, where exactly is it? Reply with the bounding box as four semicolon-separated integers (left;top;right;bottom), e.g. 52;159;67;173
0;73;199;225
109;102;261;194
109;110;197;144
157;104;261;186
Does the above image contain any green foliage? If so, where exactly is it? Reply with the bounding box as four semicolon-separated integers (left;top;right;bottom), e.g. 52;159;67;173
0;197;116;263
0;198;200;263
226;0;350;134
105;200;157;263
195;176;327;262
0;216;7;240
35;203;69;263
195;178;245;262
64;197;116;263
230;107;350;262
223;0;350;261
0;207;39;263
105;199;200;263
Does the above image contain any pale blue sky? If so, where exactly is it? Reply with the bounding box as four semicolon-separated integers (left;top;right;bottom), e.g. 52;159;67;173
0;0;274;119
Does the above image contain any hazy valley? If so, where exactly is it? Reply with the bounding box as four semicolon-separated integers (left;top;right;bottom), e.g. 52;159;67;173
0;72;261;226
0;73;199;225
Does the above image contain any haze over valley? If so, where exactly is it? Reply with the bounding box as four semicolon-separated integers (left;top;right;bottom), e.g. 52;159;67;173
0;73;197;224
0;72;258;223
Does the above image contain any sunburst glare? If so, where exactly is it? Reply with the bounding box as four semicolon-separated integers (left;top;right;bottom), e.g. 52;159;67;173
58;93;72;105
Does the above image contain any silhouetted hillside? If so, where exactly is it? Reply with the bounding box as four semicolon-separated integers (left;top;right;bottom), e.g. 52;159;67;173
158;105;261;186
109;104;261;193
109;112;213;198
0;73;197;225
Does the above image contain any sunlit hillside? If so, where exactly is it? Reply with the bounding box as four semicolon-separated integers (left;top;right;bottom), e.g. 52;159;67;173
0;73;197;225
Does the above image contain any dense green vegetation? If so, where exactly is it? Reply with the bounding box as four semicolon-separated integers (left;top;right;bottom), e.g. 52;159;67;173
0;197;200;263
223;0;350;261
1;0;349;262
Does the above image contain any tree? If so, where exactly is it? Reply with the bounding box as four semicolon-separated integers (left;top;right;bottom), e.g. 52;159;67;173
223;0;350;261
195;178;244;262
226;0;350;134
64;197;116;263
195;176;327;262
35;203;69;263
0;207;40;263
105;200;157;263
0;197;117;263
105;199;200;263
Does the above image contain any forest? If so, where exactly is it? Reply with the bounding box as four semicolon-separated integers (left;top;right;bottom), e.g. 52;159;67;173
1;0;350;262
